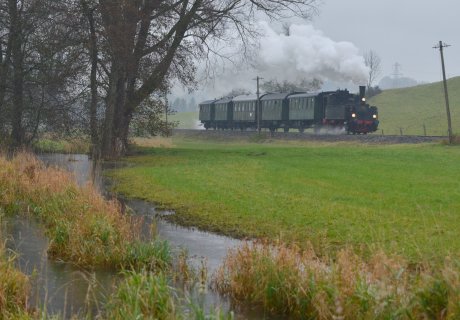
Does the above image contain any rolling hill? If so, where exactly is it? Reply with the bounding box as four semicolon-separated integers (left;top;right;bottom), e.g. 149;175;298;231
369;77;460;136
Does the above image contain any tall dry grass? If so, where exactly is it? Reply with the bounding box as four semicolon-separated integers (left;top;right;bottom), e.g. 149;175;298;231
0;153;170;269
0;220;30;318
213;241;460;319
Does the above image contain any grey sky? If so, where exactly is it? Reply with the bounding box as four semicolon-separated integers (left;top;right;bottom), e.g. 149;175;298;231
312;0;460;83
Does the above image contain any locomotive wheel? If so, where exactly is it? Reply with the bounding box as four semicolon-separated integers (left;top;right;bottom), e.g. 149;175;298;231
284;128;289;133
299;127;305;133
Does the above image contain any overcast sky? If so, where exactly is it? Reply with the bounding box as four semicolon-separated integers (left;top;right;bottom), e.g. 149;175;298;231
312;0;460;83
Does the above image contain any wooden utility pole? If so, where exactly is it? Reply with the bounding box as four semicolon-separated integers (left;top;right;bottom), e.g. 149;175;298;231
433;41;453;144
164;94;170;136
253;76;263;133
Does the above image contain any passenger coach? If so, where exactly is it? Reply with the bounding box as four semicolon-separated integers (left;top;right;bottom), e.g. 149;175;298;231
198;86;379;134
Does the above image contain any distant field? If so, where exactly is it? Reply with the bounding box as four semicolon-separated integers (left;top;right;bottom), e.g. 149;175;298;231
370;76;460;136
109;137;460;263
169;111;200;129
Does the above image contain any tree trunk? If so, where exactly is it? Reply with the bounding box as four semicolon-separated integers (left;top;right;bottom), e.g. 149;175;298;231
0;39;12;126
82;1;99;157
9;0;24;148
101;62;129;159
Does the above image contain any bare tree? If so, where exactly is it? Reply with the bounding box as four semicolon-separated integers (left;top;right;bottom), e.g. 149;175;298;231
0;0;319;155
364;50;382;89
91;0;318;158
262;78;322;93
1;0;90;148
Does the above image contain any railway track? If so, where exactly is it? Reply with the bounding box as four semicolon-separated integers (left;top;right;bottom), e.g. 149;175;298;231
172;129;445;144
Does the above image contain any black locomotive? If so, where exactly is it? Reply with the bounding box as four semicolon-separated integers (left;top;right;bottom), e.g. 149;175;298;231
199;86;379;134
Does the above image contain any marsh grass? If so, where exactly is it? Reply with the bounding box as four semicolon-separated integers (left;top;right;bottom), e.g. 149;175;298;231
106;269;233;320
0;153;170;269
213;241;460;319
0;240;30;318
0;214;31;318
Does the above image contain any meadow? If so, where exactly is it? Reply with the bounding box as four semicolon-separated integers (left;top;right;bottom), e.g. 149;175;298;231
110;136;460;263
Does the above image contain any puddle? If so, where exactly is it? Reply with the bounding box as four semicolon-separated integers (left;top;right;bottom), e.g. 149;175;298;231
3;153;266;318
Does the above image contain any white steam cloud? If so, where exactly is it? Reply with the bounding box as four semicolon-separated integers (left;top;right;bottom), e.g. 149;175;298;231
255;22;368;84
194;22;369;97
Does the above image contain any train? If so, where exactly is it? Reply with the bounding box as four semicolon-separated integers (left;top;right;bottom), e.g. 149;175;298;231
198;86;379;134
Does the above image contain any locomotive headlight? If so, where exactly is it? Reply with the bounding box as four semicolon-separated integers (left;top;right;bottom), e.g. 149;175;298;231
372;114;377;119
361;98;366;102
352;113;356;118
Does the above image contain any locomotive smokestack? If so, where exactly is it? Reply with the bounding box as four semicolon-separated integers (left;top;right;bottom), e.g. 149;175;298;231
359;86;366;105
359;86;366;99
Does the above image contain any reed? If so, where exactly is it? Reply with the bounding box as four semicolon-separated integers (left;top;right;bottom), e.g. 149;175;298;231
0;220;30;318
105;270;234;320
0;153;170;269
213;241;460;319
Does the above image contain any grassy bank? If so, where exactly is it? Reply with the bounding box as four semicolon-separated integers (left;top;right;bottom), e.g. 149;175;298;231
109;137;460;262
0;153;170;270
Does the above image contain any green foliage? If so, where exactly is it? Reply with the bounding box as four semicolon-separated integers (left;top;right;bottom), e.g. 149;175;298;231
370;76;460;136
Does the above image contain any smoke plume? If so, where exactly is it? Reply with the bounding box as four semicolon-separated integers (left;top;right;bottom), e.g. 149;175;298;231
195;22;369;97
255;22;368;84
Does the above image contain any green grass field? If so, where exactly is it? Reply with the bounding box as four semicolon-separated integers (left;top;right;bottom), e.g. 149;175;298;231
109;137;460;262
370;76;460;136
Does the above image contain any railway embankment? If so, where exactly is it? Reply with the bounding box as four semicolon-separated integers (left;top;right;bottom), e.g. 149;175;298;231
173;128;444;144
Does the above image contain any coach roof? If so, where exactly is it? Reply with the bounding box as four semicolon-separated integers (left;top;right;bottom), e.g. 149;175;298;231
288;92;317;99
261;92;295;101
232;94;259;102
215;96;233;104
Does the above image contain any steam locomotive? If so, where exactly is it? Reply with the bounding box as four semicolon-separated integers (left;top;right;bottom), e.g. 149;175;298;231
199;86;379;134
